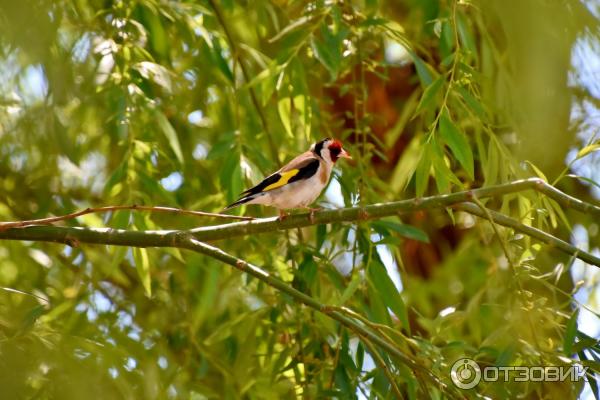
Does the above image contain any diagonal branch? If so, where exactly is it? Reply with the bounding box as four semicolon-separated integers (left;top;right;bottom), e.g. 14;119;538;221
175;236;449;392
454;202;600;266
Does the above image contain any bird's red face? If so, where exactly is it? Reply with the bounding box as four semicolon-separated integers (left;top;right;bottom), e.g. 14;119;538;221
327;140;352;163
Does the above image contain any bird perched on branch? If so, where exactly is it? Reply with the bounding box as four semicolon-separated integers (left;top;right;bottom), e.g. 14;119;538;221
225;138;352;219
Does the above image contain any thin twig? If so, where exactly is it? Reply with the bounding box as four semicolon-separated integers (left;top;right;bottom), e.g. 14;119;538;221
0;205;253;231
359;334;405;399
470;196;544;357
454;202;600;267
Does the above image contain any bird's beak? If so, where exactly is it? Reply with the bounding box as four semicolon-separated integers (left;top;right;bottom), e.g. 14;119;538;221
339;149;352;159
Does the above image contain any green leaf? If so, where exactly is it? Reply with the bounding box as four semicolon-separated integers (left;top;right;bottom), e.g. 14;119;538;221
133;247;151;297
220;150;243;203
155;111;184;165
104;157;128;194
431;138;461;193
576;143;600;159
579;351;600;400
566;174;600;191
415;144;431;197
414;76;443;116
409;50;433;86
456;85;487;119
484;138;499;186
338;274;362;305
564;309;579;356
270;15;317;43
310;21;348;81
439;113;474;180
211;38;234;83
298;253;318;290
368;259;410;332
524;160;547;182
371;220;429;243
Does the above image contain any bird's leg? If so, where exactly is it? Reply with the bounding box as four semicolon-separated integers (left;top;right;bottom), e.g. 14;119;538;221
278;209;288;221
304;207;322;224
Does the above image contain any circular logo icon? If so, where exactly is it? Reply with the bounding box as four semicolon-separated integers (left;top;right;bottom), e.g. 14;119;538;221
450;358;481;389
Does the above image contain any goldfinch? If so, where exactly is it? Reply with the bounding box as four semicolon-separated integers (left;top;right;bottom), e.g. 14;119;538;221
225;138;351;218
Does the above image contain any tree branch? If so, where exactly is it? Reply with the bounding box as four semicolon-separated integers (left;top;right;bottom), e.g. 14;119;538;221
175;237;448;392
0;178;595;396
2;179;597;266
454;202;600;266
0;205;253;231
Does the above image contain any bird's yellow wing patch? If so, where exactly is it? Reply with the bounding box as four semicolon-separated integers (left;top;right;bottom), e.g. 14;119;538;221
263;169;299;191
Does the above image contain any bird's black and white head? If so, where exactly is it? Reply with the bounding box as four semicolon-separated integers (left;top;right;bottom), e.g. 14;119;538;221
311;138;352;165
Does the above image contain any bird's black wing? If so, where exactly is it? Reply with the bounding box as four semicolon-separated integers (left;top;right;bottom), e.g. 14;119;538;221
241;158;320;196
225;158;321;210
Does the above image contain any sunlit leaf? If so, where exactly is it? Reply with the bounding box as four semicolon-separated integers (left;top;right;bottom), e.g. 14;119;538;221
439;113;474;180
155;111;184;165
133;247;151;296
576;143;600;159
414;76;443;117
368;259;410;331
371;220;429;243
564;309;579;356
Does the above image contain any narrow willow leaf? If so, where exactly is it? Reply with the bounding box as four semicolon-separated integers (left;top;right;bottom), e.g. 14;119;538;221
371;220;429;243
269;15;316;42
390;136;421;192
298;253;318;289
541;197;557;229
431;139;461;193
432;152;450;193
456;13;477;54
439;113;474;180
368;260;410;332
316;224;327;251
104;157;128;194
211;38;234;83
564;309;579;356
278;97;293;137
133;248;151;297
415;146;431;197
566;174;600;191
220;150;243;203
338;274;362;305
456;85;487;119
310;22;348;80
243;61;285;91
484;138;498;186
414;76;443;117
524;160;547;182
155;111;184;164
576;143;600;159
579;350;600;400
408;49;433;86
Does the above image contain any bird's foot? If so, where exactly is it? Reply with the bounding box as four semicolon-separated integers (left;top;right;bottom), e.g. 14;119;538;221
278;210;289;222
305;207;322;224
